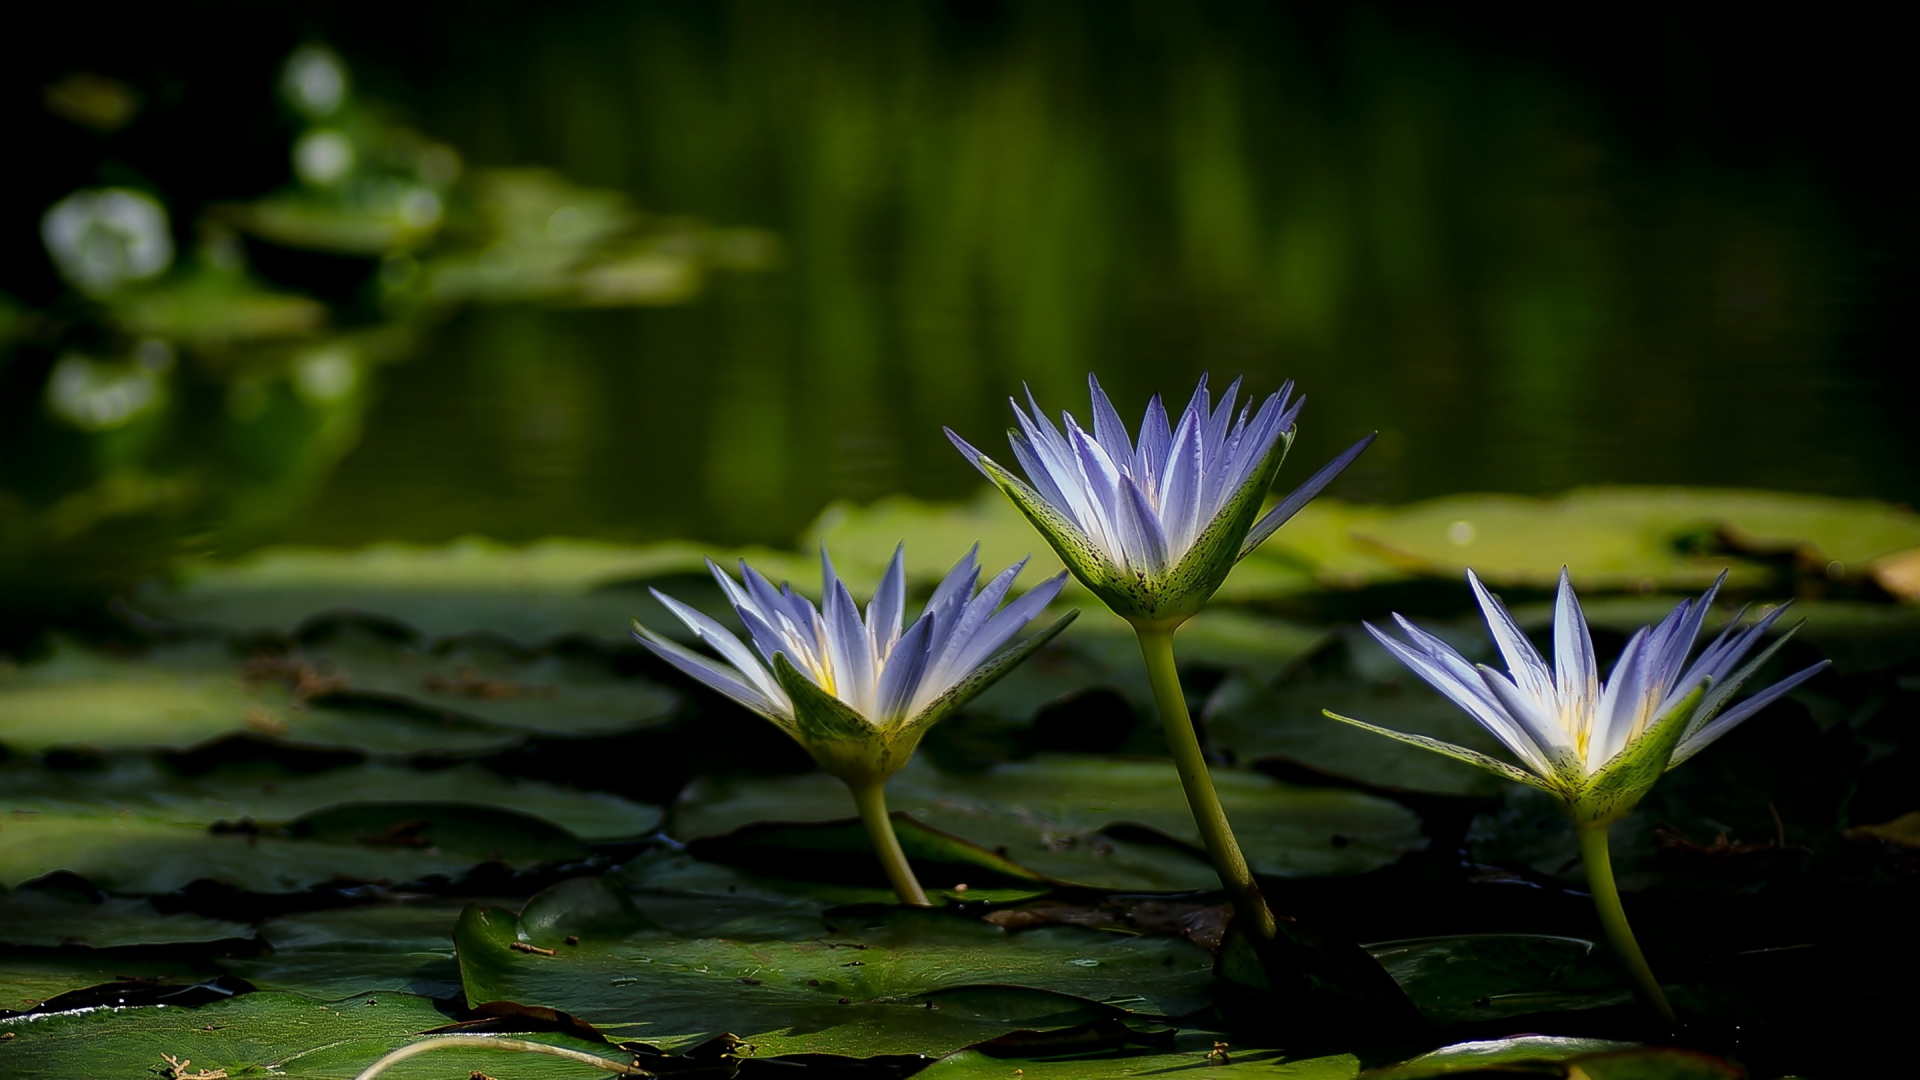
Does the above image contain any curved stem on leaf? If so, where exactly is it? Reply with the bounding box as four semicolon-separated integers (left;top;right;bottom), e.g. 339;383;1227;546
1576;820;1677;1026
1135;625;1277;946
351;1035;651;1079
849;776;932;906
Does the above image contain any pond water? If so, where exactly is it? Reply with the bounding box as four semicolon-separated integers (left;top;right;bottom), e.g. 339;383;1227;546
5;2;1910;560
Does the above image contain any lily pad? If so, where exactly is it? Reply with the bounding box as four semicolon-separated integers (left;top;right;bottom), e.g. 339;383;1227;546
1365;935;1625;1023
0;888;250;949
223;901;469;1001
1206;672;1512;797
455;888;1216;1055
1360;1036;1741;1079
923;1041;1362;1078
289;628;679;737
674;756;1426;890
0;957;227;1017
0;990;614;1079
0;638;529;756
131;537;810;644
0;759;659;892
1349;487;1920;594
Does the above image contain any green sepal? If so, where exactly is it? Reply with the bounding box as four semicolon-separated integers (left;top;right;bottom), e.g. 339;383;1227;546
1322;709;1555;793
1573;677;1711;825
770;652;897;784
976;455;1133;604
902;611;1079;736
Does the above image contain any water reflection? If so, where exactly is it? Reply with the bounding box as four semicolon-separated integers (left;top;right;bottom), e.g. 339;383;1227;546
286;2;1904;548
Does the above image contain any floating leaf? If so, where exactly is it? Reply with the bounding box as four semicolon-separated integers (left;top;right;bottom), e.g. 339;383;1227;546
0;759;658;892
0;990;614;1079
454;885;1216;1055
675;756;1425;890
1360;1036;1742;1079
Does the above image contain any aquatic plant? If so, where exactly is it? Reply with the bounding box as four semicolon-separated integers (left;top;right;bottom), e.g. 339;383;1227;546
632;544;1072;904
1328;569;1829;1022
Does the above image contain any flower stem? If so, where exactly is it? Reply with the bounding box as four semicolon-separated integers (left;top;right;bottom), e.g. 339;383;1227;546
1135;625;1277;946
848;777;931;907
1576;820;1676;1026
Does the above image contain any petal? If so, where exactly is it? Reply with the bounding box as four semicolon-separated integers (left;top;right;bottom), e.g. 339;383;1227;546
1468;570;1557;710
649;588;786;705
1551;567;1599;735
1670;660;1829;767
1087;373;1137;466
868;542;907;652
1363;621;1554;775
1134;393;1172;492
873;613;934;724
1240;430;1370;556
1117;474;1172;575
631;618;788;720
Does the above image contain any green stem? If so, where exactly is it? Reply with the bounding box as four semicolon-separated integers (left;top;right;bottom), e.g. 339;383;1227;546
1576;820;1676;1025
849;777;931;907
1136;625;1276;945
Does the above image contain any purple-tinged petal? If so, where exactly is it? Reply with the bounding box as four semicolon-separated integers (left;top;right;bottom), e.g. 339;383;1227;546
1087;374;1136;465
1468;571;1557;708
1240;432;1372;556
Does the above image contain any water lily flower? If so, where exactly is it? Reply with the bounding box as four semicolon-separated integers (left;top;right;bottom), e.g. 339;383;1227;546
632;544;1072;905
1328;568;1829;1022
946;373;1371;627
948;374;1412;1017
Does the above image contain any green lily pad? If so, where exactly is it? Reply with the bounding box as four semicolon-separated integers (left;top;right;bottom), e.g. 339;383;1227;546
455;885;1216;1055
0;889;250;949
0;638;533;756
1206;671;1512;797
0;956;227;1017
291;628;679;737
674;756;1426;890
1349;487;1920;594
0;990;615;1079
131;537;811;644
223;900;469;1001
1365;935;1625;1024
1360;1037;1741;1079
0;759;659;892
924;1040;1362;1078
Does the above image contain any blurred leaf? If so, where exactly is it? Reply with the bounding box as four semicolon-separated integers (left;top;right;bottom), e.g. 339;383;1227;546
675;756;1425;890
0;759;658;892
455;888;1215;1054
108;265;329;346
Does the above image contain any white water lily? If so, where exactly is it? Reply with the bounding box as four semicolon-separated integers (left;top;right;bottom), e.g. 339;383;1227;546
632;544;1070;784
1329;568;1829;1024
947;373;1371;627
1331;569;1828;823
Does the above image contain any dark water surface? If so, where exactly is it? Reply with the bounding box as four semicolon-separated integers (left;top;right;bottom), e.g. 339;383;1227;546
27;2;1916;553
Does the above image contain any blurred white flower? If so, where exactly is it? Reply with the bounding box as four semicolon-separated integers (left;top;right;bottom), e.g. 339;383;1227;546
42;189;174;295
